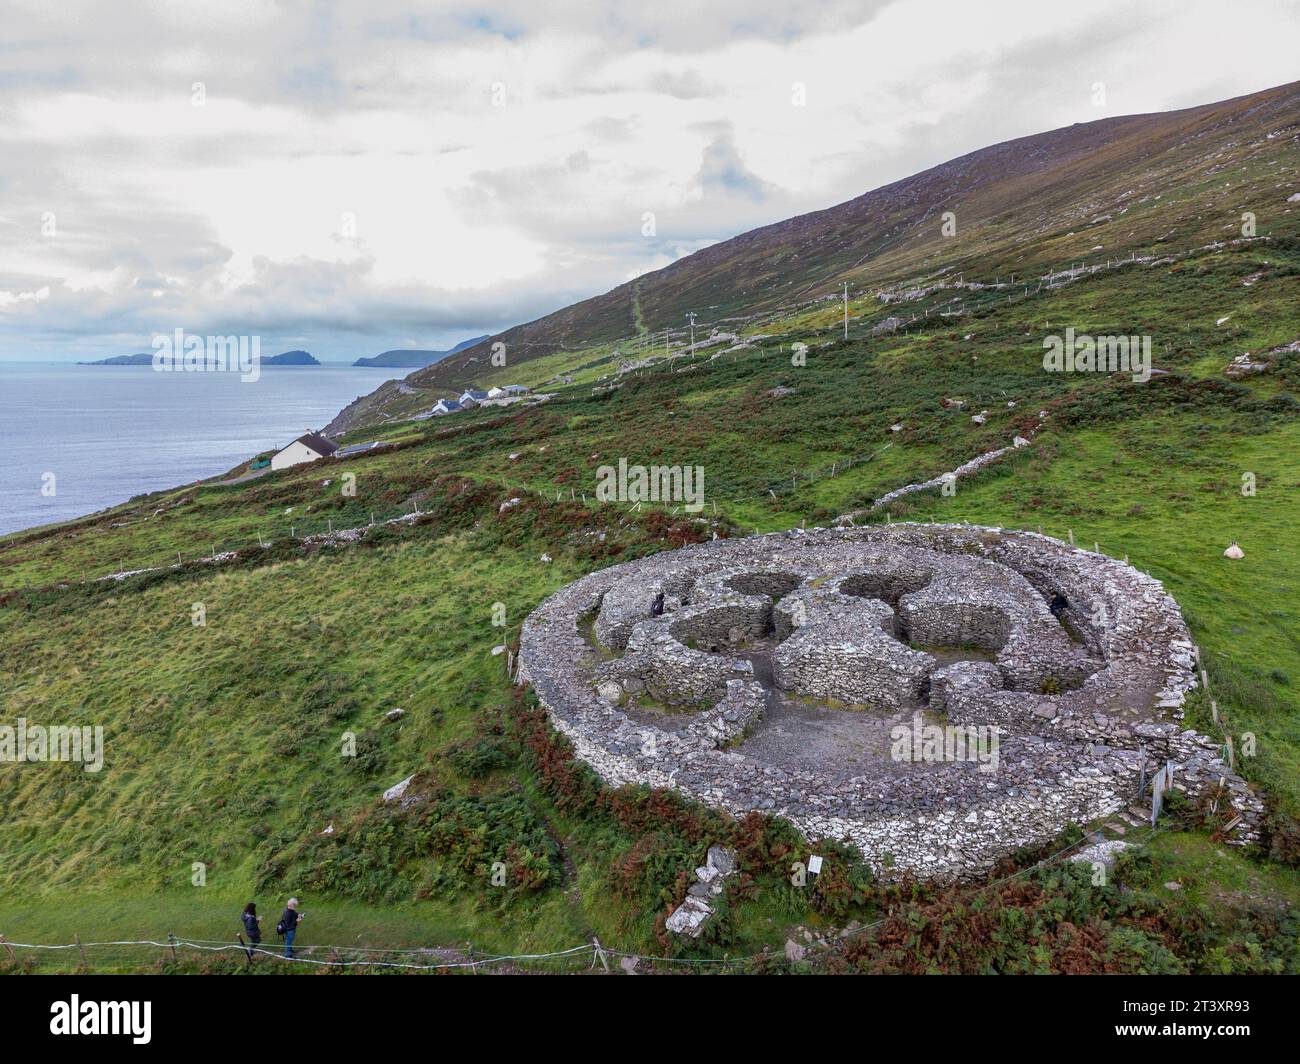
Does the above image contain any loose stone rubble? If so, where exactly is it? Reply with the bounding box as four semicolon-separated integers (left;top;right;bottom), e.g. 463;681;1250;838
1069;838;1131;870
519;524;1262;881
1224;338;1299;379
663;845;739;937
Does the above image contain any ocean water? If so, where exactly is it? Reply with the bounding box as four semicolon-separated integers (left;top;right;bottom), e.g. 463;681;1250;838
0;362;406;536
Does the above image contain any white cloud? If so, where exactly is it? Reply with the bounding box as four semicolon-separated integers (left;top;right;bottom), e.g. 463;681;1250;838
0;0;1295;360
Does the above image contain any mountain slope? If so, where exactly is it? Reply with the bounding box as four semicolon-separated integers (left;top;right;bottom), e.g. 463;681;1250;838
352;335;490;368
329;79;1300;432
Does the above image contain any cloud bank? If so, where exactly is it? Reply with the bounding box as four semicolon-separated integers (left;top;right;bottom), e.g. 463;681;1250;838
0;0;1295;361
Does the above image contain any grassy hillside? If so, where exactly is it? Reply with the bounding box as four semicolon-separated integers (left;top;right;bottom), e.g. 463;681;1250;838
3;84;1300;973
328;79;1300;429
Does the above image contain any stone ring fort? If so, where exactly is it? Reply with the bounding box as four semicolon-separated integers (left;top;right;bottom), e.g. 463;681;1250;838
520;523;1261;880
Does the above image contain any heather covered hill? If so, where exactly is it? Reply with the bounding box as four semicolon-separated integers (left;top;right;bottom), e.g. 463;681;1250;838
327;79;1300;432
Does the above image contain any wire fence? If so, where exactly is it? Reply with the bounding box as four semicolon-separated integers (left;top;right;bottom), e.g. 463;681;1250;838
3;568;1233;975
0;935;602;974
0;812;1180;975
617;234;1276;364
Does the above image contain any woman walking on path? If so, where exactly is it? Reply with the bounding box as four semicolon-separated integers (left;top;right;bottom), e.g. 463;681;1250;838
240;902;262;960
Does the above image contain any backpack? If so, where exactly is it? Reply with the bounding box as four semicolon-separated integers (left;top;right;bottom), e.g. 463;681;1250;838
275;919;286;937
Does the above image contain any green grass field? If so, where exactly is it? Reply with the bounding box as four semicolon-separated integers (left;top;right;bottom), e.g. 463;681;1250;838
4;141;1300;974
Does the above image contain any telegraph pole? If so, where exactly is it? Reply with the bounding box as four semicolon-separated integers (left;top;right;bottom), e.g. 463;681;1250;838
687;311;697;358
843;282;849;340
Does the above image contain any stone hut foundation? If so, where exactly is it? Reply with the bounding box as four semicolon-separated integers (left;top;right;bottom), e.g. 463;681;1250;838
519;524;1262;881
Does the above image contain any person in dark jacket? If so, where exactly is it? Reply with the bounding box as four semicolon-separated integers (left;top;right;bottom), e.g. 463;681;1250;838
241;902;261;959
650;591;665;616
279;897;304;959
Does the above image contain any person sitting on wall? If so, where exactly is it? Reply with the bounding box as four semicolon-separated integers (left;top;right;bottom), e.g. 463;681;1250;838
651;591;665;616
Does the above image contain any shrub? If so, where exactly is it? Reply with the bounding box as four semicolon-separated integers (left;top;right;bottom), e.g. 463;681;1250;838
342;732;389;777
446;737;512;778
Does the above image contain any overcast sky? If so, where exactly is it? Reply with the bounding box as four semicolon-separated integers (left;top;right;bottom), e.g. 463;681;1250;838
0;0;1295;362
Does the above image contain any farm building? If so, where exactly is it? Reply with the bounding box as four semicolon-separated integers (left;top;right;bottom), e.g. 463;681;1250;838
270;432;338;471
269;431;338;468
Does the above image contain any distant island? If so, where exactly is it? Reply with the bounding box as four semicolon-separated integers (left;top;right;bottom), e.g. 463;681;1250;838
265;350;319;365
353;335;488;368
78;352;154;365
80;349;320;366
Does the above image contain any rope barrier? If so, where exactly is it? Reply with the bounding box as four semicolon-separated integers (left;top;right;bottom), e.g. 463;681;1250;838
1;820;1168;973
0;937;599;971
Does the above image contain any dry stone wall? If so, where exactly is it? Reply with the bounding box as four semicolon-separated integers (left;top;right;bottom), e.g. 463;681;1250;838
520;524;1262;881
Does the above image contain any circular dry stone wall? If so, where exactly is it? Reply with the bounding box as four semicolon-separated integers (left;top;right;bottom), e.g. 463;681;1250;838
519;523;1262;880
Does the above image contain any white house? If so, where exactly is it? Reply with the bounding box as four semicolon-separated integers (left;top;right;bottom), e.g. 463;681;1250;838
271;432;339;471
431;398;464;416
486;384;529;400
459;389;488;408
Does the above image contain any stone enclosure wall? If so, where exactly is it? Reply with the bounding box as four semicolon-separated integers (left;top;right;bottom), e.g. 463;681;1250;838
520;524;1262;881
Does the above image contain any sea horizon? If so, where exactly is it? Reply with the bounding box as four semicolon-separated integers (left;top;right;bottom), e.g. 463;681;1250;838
0;360;408;538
